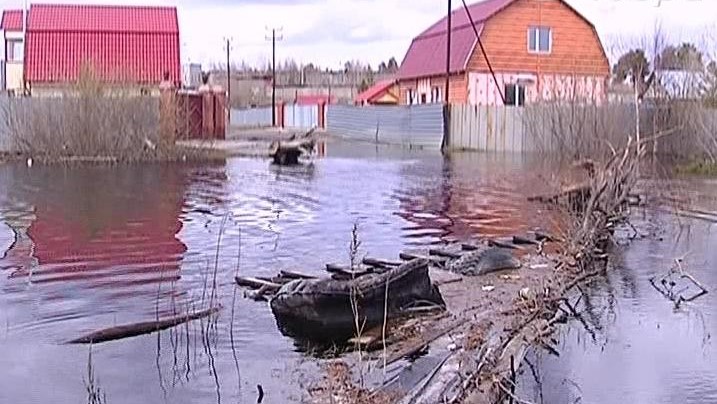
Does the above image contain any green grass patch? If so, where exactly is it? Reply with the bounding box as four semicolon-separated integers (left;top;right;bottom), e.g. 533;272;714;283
676;160;717;176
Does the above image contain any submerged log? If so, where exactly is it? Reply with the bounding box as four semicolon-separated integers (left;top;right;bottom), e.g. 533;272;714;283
270;259;444;341
67;306;221;344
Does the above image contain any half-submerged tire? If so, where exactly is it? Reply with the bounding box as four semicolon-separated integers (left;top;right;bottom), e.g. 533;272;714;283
447;247;521;276
270;258;443;341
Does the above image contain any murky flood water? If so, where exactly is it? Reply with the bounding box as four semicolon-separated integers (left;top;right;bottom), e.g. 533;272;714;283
0;142;554;404
518;178;717;404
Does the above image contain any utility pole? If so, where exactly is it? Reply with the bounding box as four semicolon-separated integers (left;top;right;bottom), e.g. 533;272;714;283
266;27;283;126
223;37;233;121
445;0;452;104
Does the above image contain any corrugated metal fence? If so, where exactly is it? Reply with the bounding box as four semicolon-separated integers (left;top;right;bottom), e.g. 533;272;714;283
230;107;272;127
327;104;445;149
284;104;318;129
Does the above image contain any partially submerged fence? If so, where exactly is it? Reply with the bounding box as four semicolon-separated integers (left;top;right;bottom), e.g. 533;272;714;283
448;104;536;152
326;101;717;155
326;104;445;149
230;104;320;129
230;106;272;128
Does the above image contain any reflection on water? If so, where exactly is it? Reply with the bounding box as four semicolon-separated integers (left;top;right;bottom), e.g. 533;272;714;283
0;142;554;403
518;195;717;404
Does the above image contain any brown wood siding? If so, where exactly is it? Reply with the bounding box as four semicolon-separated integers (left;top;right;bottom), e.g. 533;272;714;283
468;0;609;77
398;74;468;104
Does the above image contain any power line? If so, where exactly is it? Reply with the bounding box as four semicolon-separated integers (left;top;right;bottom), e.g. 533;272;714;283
265;27;284;126
461;0;505;105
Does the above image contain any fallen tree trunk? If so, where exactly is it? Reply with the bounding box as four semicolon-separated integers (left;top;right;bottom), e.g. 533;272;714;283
66;306;221;344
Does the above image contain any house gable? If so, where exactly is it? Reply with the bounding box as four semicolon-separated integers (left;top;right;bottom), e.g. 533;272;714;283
467;0;609;77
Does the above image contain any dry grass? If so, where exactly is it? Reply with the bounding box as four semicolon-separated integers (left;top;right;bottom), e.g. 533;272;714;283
307;361;398;404
2;69;224;163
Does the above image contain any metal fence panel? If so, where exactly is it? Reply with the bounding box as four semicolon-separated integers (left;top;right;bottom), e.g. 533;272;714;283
284;104;318;129
326;104;444;149
230;107;272;127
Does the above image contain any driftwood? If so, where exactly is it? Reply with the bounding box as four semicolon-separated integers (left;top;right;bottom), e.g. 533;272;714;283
67;306;221;344
235;276;282;291
279;270;316;280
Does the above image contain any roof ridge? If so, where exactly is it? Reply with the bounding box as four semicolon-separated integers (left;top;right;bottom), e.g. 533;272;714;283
416;22;483;40
30;3;177;10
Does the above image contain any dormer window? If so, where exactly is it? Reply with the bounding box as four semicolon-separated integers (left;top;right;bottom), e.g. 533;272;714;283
528;26;551;54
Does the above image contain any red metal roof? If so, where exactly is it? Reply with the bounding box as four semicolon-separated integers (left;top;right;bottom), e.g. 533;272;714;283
24;4;180;84
1;9;23;31
420;0;513;37
295;94;335;105
355;79;396;103
398;25;481;80
398;0;513;80
28;4;179;33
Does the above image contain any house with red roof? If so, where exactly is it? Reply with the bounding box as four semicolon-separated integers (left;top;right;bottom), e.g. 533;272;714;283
397;0;609;106
1;9;24;92
355;79;399;105
1;4;180;95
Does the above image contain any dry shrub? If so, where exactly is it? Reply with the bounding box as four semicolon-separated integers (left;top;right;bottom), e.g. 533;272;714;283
2;67;172;162
523;101;640;160
308;361;397;404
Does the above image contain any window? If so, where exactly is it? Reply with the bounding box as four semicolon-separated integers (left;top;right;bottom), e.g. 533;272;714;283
431;86;443;103
6;40;24;62
420;93;427;104
407;89;415;105
504;83;526;106
528;27;551;53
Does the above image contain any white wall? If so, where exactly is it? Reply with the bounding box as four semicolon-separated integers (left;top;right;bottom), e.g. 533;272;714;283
468;72;606;106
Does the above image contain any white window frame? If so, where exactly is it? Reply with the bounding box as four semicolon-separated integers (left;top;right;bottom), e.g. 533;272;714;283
527;26;552;54
6;39;24;62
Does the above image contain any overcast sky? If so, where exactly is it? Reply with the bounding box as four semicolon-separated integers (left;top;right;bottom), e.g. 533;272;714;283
2;0;715;68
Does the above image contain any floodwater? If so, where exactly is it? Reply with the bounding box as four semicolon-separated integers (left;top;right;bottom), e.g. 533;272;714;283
517;178;717;404
0;141;555;404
